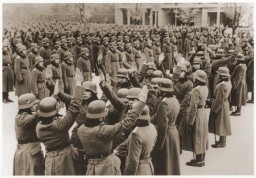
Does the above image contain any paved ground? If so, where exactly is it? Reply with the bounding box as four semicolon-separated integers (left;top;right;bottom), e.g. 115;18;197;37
1;78;254;175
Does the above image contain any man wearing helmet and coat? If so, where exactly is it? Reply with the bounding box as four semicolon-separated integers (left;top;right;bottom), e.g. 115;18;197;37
76;47;92;82
61;52;75;95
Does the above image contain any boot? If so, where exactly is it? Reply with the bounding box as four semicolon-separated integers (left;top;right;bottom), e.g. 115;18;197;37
247;92;254;103
230;107;241;116
3;92;8;103
186;154;205;167
212;136;226;148
6;93;13;102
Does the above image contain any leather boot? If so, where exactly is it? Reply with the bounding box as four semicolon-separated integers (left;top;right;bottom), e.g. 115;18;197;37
6;93;13;102
186;154;205;167
3;92;8;103
231;107;241;116
212;136;226;148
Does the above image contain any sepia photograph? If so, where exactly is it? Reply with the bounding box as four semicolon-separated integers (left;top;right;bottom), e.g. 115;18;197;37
1;1;254;176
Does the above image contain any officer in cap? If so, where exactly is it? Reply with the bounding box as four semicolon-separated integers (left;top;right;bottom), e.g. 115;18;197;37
186;70;209;167
76;86;148;175
36;75;84;175
14;45;31;97
151;78;181;175
14;93;44;175
209;67;232;148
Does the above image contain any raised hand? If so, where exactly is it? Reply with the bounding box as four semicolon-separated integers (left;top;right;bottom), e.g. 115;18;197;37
53;79;59;95
158;53;165;65
75;68;83;86
138;85;149;103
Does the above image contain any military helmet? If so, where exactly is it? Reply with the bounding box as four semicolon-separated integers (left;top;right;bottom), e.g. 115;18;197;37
158;78;174;92
34;56;44;65
77;37;82;42
138;105;150;121
55;41;61;46
147;62;157;70
196;51;204;58
152;70;163;78
150;77;161;87
126;88;141;100
61;38;67;44
86;100;108;119
109;42;116;48
193;58;202;64
174;65;187;75
193;70;207;83
81;47;90;55
117;68;129;79
15;38;22;44
18;93;39;109
63;52;73;61
217;67;230;77
116;88;129;103
31;43;38;49
17;45;26;52
216;49;225;57
42;38;50;44
51;54;60;62
236;53;245;61
82;81;97;94
38;97;59;117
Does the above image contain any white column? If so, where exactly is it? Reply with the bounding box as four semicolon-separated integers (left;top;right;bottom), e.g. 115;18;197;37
127;9;130;25
142;11;146;25
150;10;153;26
201;9;207;26
217;6;220;26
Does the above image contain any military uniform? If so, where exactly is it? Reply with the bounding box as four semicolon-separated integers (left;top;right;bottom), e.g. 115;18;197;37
14;56;31;97
144;46;154;63
162;43;174;71
105;49;120;80
39;46;51;67
14;112;44;175
30;68;48;100
36;86;84;175
76;56;91;82
61;61;75;95
3;52;14;94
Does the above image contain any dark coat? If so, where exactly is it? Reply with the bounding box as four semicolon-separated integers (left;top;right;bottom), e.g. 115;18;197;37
152;97;181;175
144;47;154;63
3;53;14;92
162;43;174;70
14;112;44;175
231;64;247;107
30;68;48;100
39;46;51;67
14;56;31;96
76;56;91;82
105;50;120;80
36;86;84;175
209;81;232;136
185;85;209;154
61;61;75;95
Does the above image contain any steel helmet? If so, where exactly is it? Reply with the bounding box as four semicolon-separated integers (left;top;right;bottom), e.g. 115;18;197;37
86;100;108;119
17;45;26;52
63;52;73;61
158;78;174;92
51;54;60;62
117;68;129;79
150;77;161;88
116;88;129;103
34;56;44;65
38;97;59;117
81;47;90;55
152;70;163;78
42;38;50;44
193;70;207;83
217;67;230;77
193;58;202;64
126;88;141;100
147;62;157;70
138;105;150;121
82;81;97;94
18;93;39;109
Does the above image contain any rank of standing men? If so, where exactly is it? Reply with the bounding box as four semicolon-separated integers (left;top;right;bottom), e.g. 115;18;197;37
3;20;254;175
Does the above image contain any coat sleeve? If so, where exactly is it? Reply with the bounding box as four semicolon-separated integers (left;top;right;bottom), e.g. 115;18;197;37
58;90;72;106
155;101;169;150
211;84;225;113
186;89;200;126
100;81;126;111
105;52;112;74
17;113;38;129
62;64;68;88
124;132;142;175
14;57;23;82
97;101;145;140
30;70;39;95
54;86;84;130
232;67;243;89
179;81;193;115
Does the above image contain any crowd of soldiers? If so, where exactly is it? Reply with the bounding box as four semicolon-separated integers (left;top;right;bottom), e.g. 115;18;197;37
3;20;254;175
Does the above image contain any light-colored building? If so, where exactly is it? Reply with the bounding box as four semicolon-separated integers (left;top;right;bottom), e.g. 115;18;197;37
115;3;253;27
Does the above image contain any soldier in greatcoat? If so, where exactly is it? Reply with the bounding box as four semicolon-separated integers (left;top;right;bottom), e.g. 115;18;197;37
76;47;91;82
144;40;154;63
115;105;157;175
105;42;120;80
39;38;51;67
209;67;232;148
14;45;31;97
28;43;40;71
14;93;44;175
3;43;14;103
230;53;247;116
162;37;175;72
151;78;180;175
185;70;209;167
36;79;84;175
30;56;48;100
61;52;75;95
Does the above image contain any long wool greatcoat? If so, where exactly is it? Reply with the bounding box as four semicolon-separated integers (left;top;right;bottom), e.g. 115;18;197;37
14;56;31;96
117;123;157;175
61;61;75;95
152;97;180;175
30;68;48;100
144;47;154;63
231;63;247;107
185;85;209;154
36;86;83;175
14;113;44;175
76;56;91;82
3;53;14;92
105;50;120;80
162;43;174;71
209;81;232;136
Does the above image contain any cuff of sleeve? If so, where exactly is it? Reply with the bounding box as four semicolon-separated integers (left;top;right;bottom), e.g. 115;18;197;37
73;86;84;99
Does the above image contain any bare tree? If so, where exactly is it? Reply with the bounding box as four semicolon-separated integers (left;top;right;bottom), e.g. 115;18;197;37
175;8;198;26
129;3;145;25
